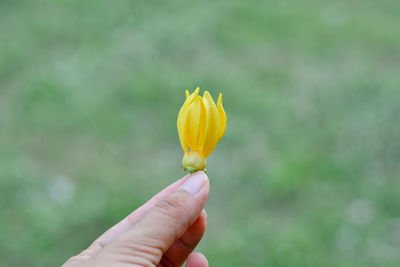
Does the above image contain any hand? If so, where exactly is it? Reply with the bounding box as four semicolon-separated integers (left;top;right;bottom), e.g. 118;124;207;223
63;171;210;267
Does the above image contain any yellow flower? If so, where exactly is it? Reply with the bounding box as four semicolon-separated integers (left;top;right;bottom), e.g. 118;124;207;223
177;87;227;173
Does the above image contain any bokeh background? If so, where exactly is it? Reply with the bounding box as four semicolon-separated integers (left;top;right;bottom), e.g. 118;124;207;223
1;0;400;266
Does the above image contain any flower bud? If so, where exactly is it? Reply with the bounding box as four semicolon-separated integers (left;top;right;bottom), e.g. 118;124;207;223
177;87;227;173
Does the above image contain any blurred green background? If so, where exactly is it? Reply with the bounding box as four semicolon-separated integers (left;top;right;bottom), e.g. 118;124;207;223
1;0;400;266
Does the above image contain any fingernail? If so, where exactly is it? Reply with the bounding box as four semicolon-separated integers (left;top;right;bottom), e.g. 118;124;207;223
180;171;207;195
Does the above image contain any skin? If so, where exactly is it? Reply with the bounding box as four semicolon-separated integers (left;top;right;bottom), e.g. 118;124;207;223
63;171;210;267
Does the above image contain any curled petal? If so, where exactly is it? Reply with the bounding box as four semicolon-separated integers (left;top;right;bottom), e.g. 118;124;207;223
217;93;227;140
177;89;199;152
184;96;206;151
201;91;220;157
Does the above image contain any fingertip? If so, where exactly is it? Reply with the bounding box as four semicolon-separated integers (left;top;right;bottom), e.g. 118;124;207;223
186;252;208;267
200;209;207;220
197;210;207;230
189;209;207;236
180;171;208;195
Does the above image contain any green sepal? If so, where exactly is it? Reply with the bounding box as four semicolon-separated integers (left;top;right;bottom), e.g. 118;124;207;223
183;166;207;174
184;166;198;174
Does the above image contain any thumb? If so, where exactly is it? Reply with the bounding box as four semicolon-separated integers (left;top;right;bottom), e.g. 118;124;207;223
103;171;209;266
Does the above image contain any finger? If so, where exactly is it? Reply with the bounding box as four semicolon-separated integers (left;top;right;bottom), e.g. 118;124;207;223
159;210;207;266
98;174;190;244
65;174;190;264
106;171;209;266
186;252;209;267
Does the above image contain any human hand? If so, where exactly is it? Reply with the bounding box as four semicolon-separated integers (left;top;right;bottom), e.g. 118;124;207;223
63;171;210;267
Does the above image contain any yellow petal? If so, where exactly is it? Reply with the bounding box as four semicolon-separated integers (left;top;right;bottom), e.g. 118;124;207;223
217;93;227;140
184;96;207;151
177;89;199;152
185;90;190;98
201;91;220;157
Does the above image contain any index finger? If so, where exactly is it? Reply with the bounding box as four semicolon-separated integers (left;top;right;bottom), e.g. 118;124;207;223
102;174;190;244
71;174;190;262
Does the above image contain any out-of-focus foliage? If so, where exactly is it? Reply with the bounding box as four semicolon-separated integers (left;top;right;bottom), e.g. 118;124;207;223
1;0;400;266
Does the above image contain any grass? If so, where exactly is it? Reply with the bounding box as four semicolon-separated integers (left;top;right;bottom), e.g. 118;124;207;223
1;0;400;266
